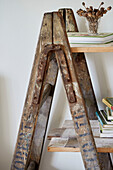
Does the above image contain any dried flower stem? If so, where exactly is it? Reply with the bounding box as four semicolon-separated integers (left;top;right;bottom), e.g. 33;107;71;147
77;2;112;34
98;2;104;9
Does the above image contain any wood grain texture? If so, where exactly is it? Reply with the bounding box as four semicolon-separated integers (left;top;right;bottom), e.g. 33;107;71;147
58;8;78;32
58;8;112;170
73;52;98;120
48;137;113;153
27;161;36;170
70;42;113;53
53;12;100;169
48;120;113;153
11;13;53;170
62;120;98;129
48;120;99;140
30;97;52;163
29;55;58;168
12;8;113;170
59;9;113;170
98;153;113;170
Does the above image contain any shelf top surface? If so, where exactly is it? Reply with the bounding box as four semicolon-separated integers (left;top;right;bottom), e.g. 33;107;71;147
70;42;113;53
48;120;113;153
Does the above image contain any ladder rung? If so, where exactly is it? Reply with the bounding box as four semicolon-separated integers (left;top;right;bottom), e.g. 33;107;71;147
48;120;113;153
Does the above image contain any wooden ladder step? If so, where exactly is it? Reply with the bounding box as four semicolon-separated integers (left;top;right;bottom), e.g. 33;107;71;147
48;120;113;153
70;42;113;53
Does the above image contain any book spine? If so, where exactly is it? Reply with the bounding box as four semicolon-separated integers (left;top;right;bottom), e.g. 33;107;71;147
95;111;103;126
105;107;113;120
110;108;113;116
111;106;113;110
102;98;113;110
100;133;113;137
101;110;107;120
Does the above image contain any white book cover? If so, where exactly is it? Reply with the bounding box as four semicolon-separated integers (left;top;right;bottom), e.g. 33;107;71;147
67;32;113;44
106;107;113;120
100;132;113;137
100;110;113;125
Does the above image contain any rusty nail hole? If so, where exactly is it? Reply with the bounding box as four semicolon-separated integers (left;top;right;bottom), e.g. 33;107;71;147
41;61;44;65
69;96;75;102
34;96;37;100
67;78;70;82
61;60;64;64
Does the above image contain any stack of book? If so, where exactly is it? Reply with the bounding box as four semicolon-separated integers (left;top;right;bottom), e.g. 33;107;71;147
67;32;113;44
96;97;113;137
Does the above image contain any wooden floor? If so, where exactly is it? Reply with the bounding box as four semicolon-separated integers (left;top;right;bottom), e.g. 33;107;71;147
70;42;113;53
48;120;113;153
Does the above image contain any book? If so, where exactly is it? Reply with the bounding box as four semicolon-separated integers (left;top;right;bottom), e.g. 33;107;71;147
67;32;113;44
96;110;113;137
99;124;113;137
102;97;113;110
96;111;113;128
100;110;113;125
99;122;113;134
105;107;113;120
100;132;113;138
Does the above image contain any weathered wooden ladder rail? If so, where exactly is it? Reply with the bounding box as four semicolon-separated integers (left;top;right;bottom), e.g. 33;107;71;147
11;9;113;170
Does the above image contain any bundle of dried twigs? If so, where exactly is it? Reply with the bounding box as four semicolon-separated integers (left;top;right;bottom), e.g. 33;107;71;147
77;2;112;34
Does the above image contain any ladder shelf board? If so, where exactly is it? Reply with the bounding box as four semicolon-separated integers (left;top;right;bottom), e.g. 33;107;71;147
70;42;113;53
48;120;113;153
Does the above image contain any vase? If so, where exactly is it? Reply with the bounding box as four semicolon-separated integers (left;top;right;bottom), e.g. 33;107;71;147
86;18;100;34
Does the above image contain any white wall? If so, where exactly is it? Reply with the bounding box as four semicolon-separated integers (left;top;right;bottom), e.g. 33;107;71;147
0;0;113;169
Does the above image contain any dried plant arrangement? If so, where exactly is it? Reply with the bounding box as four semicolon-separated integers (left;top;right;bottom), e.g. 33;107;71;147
77;2;112;34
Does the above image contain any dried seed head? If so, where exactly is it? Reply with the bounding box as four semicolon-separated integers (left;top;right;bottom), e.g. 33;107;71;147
82;12;87;17
86;8;91;12
98;2;104;9
107;6;112;11
76;2;112;19
101;2;104;6
77;8;82;12
100;7;105;12
78;13;83;16
87;8;92;12
82;2;85;6
98;13;103;18
94;8;99;13
96;11;101;17
103;10;107;14
90;6;93;10
76;9;85;16
88;12;92;17
79;11;84;16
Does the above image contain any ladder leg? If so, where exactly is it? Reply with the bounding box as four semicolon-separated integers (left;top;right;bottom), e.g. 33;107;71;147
73;53;113;170
58;8;98;120
11;13;55;170
53;12;100;169
55;49;100;170
29;54;58;168
58;8;113;170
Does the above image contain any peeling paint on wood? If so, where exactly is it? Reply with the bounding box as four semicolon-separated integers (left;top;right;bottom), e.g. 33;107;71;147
59;8;112;170
48;120;113;153
55;49;100;169
30;97;52;164
11;13;53;170
11;9;105;170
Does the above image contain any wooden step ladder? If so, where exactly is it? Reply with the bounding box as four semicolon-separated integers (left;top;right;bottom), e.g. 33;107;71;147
11;9;113;170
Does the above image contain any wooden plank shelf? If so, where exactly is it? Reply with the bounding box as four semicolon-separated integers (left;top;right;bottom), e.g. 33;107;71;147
70;42;113;53
48;120;113;153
